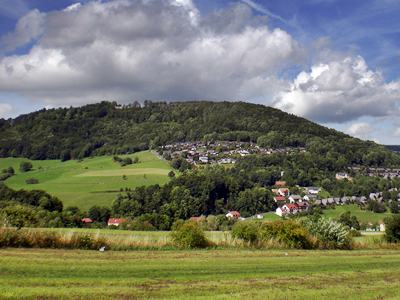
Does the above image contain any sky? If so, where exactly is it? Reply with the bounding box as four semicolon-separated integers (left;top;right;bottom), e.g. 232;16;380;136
0;0;400;144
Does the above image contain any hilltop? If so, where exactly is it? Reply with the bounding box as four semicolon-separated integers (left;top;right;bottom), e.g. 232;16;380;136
0;101;398;167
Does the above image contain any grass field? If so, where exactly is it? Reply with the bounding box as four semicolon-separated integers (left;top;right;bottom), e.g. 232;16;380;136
27;228;232;248
0;151;173;210
1;248;400;299
322;204;392;223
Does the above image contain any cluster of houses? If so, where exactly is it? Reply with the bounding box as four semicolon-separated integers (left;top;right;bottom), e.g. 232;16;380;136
159;141;305;165
272;181;320;216
349;167;400;179
272;181;400;217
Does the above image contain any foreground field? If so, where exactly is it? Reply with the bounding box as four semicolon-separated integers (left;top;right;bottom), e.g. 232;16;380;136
0;151;173;210
1;248;400;299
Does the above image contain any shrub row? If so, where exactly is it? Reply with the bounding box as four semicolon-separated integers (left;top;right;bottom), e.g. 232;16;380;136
0;228;108;250
231;217;352;249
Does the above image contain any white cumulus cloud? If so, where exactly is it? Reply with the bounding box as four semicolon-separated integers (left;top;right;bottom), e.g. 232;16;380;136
274;56;400;122
0;0;300;106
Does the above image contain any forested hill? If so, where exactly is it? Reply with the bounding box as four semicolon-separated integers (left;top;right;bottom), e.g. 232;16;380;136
0;101;398;166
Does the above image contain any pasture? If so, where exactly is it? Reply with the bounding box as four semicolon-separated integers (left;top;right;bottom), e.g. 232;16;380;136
1;248;400;299
322;204;392;223
0;151;173;210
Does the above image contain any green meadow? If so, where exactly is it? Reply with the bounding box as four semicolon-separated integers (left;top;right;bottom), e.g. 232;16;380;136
0;151;173;210
1;248;400;299
322;204;392;223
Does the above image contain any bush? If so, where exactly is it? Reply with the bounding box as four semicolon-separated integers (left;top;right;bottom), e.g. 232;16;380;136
259;220;313;249
385;215;400;243
302;217;351;249
20;162;33;172
231;221;259;244
338;211;360;230
367;200;386;213
171;220;209;248
25;178;39;184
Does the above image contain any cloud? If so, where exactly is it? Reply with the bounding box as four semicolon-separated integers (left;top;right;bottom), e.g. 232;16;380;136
0;0;300;106
394;128;400;137
0;9;45;52
347;122;373;137
0;103;12;118
274;56;400;123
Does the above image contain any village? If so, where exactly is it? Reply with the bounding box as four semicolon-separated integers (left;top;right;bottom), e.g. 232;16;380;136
348;166;400;179
158;141;306;165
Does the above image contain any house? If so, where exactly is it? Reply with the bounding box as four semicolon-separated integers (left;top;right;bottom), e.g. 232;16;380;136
379;222;386;232
305;187;321;195
226;211;241;219
283;203;299;215
256;214;263;219
296;202;309;211
107;218;127;227
274;181;287;187
303;194;317;202
81;218;93;224
277;188;290;196
336;172;350;180
199;156;209;163
238;150;250;156
275;207;285;217
289;195;302;203
274;196;286;203
276;203;299;217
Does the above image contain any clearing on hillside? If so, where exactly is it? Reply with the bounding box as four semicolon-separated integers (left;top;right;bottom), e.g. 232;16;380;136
0;151;173;210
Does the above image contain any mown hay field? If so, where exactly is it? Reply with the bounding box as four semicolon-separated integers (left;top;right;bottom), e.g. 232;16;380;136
1;248;400;299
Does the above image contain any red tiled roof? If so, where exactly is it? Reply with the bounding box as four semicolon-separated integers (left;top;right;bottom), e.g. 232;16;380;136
227;211;241;217
274;196;286;201
285;203;298;210
275;181;286;187
81;218;93;223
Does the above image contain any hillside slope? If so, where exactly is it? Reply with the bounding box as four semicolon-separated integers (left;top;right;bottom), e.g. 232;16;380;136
0;101;398;167
0;151;172;209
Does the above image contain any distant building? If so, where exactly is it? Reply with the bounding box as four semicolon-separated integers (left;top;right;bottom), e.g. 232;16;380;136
274;196;286;203
274;181;286;187
107;218;127;227
276;204;298;217
81;218;93;224
199;156;209;163
305;187;321;195
336;172;350;180
289;195;302;203
226;211;241;219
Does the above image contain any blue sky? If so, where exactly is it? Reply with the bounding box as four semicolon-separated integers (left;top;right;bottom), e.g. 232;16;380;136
0;0;400;144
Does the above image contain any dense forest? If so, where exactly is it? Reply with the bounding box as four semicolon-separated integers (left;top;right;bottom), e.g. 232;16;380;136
1;101;397;167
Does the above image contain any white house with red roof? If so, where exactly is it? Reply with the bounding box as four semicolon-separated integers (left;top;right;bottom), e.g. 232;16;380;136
107;218;127;226
225;211;241;219
274;196;286;203
275;203;299;216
